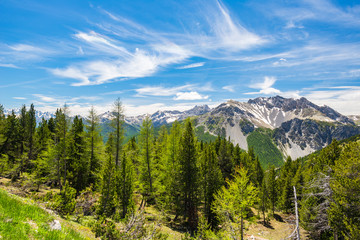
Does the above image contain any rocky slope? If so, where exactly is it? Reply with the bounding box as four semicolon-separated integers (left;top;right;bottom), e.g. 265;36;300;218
194;96;360;160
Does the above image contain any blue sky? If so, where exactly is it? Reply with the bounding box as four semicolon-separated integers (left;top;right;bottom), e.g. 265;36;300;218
1;0;360;116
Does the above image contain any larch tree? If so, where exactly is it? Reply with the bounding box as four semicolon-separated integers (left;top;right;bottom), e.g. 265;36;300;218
212;167;258;240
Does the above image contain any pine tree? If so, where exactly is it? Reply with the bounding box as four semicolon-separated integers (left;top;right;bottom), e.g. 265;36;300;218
259;177;269;224
111;98;124;167
0;105;5;150
1;111;20;178
117;152;134;218
218;138;234;181
179;118;198;232
33;118;53;190
201;144;223;228
26;104;36;168
329;141;360;239
266;165;277;215
54;105;70;190
164;121;182;218
99;134;116;217
67;116;88;194
86;106;102;186
18;105;27;175
138;116;155;204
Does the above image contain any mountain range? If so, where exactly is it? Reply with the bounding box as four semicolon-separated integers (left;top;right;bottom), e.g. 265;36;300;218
4;96;360;168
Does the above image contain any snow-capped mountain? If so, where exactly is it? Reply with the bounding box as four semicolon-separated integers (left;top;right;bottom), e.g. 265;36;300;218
194;96;359;160
4;109;55;123
100;105;211;127
348;115;360;125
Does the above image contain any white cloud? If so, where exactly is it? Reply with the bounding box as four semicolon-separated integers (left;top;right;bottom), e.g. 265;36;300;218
210;1;266;51
9;44;46;52
303;87;360;115
51;49;160;86
13;97;27;100
222;85;235;92
33;94;56;102
101;90;124;95
174;91;209;100
0;63;20;69
246;76;281;95
177;62;205;69
135;85;193;97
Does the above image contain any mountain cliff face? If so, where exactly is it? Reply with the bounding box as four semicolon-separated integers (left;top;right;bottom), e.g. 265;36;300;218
194;96;360;161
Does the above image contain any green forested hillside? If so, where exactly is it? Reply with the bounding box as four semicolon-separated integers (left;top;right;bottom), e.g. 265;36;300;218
0;101;359;239
247;128;284;168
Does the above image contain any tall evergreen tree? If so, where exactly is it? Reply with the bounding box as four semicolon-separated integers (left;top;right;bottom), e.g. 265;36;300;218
26;104;36;168
329;141;360;239
86;106;102;186
54;105;69;190
200;144;222;228
117;152;134;218
266;165;277;215
218;138;234;181
179;118;198;232
99;134;116;217
164;121;182;218
1;111;20;177
138;116;155;204
67;116;88;194
111;98;124;167
18;105;27;175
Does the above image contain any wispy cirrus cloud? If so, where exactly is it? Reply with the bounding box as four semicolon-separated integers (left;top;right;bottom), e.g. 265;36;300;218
135;84;211;101
49;0;266;86
0;63;20;69
222;85;235;92
135;84;194;97
272;0;360;28
177;62;205;69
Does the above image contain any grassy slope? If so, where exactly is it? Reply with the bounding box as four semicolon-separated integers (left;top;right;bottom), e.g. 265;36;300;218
195;125;217;143
247;129;284;169
0;188;90;240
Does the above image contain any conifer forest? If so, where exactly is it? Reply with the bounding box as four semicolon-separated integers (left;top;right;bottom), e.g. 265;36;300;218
0;99;359;240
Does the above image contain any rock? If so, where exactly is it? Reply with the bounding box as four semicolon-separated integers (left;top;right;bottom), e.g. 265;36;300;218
49;219;61;231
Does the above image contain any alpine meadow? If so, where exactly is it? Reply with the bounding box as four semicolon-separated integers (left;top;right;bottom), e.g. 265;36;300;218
1;0;360;239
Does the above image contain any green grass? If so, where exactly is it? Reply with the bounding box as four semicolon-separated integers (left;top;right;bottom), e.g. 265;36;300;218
0;189;85;240
247;129;284;169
